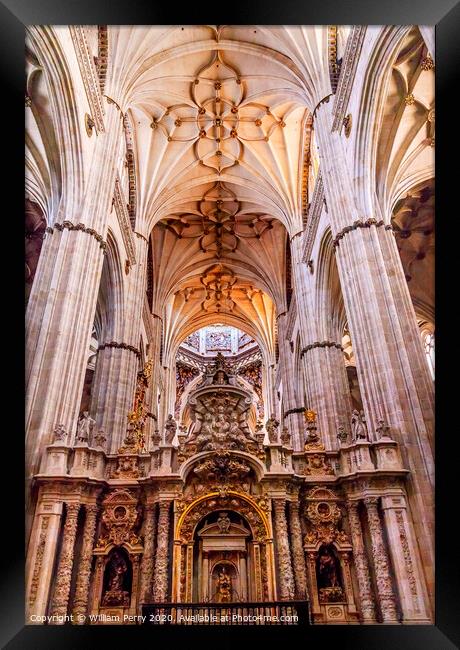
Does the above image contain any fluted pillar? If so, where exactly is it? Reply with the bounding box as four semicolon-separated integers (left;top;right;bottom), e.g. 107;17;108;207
291;237;352;450
139;504;157;600
72;504;98;623
288;501;308;598
152;500;171;601
91;233;150;453
346;500;376;622
25;100;124;493
49;502;81;622
272;499;295;600
277;313;305;450
314;98;434;604
364;497;398;622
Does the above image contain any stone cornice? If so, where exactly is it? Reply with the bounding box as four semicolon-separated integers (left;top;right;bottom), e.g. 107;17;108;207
69;26;105;133
300;340;343;358
113;175;136;266
98;340;141;359
301;173;324;263
332;26;367;133
333;218;393;248
46;221;106;250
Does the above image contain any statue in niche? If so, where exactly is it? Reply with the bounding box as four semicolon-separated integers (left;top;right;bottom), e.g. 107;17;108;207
213;405;230;444
217;512;231;534
76;411;95;444
265;414;279;443
318;547;340;588
351;409;368;441
216;566;232;602
165;414;177;444
102;550;130;607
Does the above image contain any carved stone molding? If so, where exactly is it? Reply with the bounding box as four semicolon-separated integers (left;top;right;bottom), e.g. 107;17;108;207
29;516;50;608
98;340;141;359
139;504;157;600
152;501;171;601
50;503;81;620
273;499;295;600
289;502;308;598
69;27;105;133
332;219;393;249
395;509;419;601
301;173;324;264
364;497;398;621
346;501;376;621
300;341;343;358
113;176;136;265
73;504;99;621
332;27;367;132
46;221;107;251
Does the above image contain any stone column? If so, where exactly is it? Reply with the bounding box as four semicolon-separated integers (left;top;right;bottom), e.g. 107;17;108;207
26;101;124;492
313;98;434;603
72;504;98;623
277;313;305;450
291;237;352;450
364;497;398;622
272;499;295;600
380;495;431;622
152;500;171;602
346;500;376;622
91;232;150;453
26;498;64;621
49;502;81;622
139;504;157;600
288;501;308;598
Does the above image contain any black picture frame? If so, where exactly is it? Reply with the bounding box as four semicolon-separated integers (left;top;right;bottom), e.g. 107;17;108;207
4;1;459;647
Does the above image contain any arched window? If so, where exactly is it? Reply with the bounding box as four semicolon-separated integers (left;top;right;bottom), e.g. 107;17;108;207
422;329;435;380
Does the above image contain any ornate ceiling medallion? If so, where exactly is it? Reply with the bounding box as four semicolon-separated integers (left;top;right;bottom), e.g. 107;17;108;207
150;52;287;173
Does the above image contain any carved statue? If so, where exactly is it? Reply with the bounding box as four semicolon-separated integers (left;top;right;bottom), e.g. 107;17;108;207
53;424;67;443
216;566;232;602
280;426;291;446
164;414;177;444
266;414;279;443
76;411;95;444
213;370;228;385
317;547;340;589
217;511;231;534
93;429;107;449
102;551;130;606
375;418;392;440
351;409;368;441
337;424;349;445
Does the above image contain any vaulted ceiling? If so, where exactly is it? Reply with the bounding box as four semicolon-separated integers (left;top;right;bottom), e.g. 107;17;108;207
109;26;332;359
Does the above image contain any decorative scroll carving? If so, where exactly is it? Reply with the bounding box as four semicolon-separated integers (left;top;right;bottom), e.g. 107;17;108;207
29;516;50;608
303;487;349;548
50;503;81;618
346;501;376;621
364;497;398;621
193;452;251;495
48;221;107;250
177;493;268;545
73;504;98;621
300;340;343;357
95;490;141;549
273;500;295;600
119;359;152;454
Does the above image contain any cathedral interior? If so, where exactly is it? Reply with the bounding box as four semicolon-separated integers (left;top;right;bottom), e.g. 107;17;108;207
25;25;435;625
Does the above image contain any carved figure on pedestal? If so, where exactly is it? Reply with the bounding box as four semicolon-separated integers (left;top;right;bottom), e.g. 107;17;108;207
216;566;232;602
164;414;177;444
102;549;131;607
77;411;95;444
316;545;344;603
266;414;279;443
351;410;368;441
53;424;67;443
337;424;349;445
